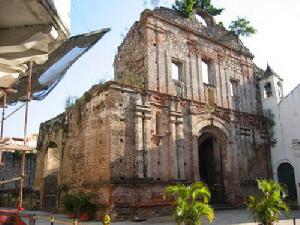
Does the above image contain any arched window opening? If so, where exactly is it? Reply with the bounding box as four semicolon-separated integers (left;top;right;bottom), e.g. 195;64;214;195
155;112;163;136
195;14;207;27
264;82;272;98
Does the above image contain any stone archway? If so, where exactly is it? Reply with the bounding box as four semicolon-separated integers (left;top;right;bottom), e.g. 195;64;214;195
277;162;298;201
198;126;227;204
43;142;60;209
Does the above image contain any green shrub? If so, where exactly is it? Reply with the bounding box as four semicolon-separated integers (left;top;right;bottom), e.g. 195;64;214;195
247;180;290;225
165;182;214;225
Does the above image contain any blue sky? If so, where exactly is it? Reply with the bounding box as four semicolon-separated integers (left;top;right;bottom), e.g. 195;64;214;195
4;0;300;137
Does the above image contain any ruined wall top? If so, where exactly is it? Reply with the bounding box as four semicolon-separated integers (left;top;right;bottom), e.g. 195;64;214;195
146;7;253;57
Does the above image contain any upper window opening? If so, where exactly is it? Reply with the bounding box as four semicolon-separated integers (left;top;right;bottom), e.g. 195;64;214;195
195;14;207;27
230;79;239;96
264;82;272;98
201;60;209;84
172;60;183;81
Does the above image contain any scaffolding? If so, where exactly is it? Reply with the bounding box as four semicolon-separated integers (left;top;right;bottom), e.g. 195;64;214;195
0;61;35;210
0;28;110;212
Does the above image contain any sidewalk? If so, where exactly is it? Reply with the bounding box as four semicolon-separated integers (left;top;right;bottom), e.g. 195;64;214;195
5;208;300;225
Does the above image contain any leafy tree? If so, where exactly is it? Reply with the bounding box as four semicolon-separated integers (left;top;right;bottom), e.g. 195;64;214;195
195;0;224;16
173;0;197;17
217;21;225;29
173;0;224;17
229;17;257;37
247;180;290;225
172;1;256;38
165;182;214;225
65;96;77;109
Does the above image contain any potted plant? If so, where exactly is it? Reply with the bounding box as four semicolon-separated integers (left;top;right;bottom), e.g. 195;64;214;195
165;181;214;225
247;179;290;225
62;193;80;218
77;192;97;222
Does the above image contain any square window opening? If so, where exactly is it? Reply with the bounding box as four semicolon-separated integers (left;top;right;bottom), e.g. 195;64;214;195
201;59;214;85
171;60;183;81
230;79;239;97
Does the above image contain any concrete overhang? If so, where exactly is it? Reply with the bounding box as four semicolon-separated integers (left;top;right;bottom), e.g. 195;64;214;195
0;0;71;95
1;28;111;104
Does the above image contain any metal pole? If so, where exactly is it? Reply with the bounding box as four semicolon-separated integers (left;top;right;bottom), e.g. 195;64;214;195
1;92;6;139
18;60;32;210
0;92;6;163
294;217;296;225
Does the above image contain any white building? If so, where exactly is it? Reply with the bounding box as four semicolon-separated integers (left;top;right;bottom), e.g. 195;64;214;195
260;65;300;205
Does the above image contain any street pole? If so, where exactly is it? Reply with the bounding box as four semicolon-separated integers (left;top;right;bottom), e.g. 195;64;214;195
0;92;7;163
18;60;32;210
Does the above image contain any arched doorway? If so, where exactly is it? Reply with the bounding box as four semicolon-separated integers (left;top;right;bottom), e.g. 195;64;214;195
198;127;226;204
277;163;298;201
43;142;60;209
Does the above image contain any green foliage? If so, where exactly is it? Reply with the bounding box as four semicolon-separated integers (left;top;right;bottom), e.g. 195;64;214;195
165;182;214;225
63;193;80;213
13;151;22;160
217;22;225;29
65;96;77;110
63;192;97;215
173;0;223;17
264;110;277;147
247;180;290;225
195;0;224;16
229;17;257;37
119;73;145;90
173;0;197;17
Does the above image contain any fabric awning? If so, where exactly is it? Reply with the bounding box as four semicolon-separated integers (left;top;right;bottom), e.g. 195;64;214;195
1;28;110;104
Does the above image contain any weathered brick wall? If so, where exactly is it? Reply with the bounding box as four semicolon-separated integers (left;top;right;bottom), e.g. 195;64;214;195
36;82;269;216
35;7;271;219
114;22;147;89
115;7;260;115
35;84;114;208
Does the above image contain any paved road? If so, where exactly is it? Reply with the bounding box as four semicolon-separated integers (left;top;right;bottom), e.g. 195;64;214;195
2;209;300;225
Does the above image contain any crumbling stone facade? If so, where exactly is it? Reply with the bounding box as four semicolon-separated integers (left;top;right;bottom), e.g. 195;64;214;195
35;7;271;219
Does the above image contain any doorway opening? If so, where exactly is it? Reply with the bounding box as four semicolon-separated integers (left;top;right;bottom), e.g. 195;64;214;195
198;131;225;204
43;142;60;209
277;163;298;201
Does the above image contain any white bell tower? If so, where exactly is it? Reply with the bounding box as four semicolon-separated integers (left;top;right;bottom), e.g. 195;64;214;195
259;64;283;111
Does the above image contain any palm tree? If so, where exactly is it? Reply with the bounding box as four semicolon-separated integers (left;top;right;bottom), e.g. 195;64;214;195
165;182;214;225
247;179;290;225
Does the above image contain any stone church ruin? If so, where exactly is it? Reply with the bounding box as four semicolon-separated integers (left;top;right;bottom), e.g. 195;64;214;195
35;7;271;218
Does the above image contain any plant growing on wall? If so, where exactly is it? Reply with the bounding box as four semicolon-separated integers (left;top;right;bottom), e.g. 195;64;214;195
65;96;77;110
247;179;290;225
172;0;255;37
229;17;257;37
165;182;214;225
264;109;277;147
118;73;145;91
173;0;223;17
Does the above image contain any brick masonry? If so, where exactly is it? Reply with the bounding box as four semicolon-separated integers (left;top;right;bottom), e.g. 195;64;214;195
35;7;271;219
